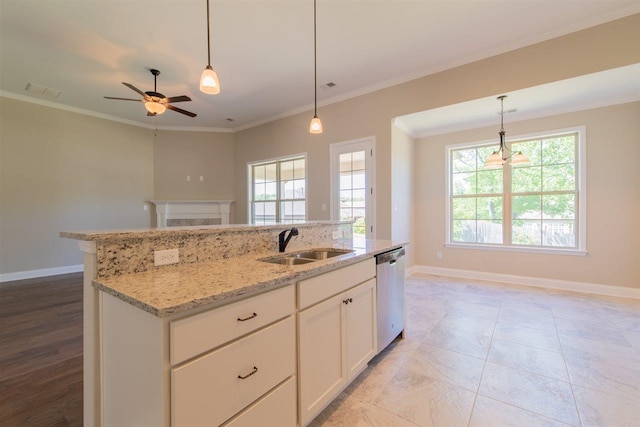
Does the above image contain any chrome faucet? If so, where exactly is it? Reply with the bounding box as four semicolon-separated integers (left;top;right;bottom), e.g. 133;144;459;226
278;227;299;252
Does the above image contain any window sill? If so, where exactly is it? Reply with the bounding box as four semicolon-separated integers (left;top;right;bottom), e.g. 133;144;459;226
445;243;587;256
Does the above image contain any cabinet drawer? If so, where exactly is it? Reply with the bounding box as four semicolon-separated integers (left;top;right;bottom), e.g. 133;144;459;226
171;284;295;364
223;376;296;427
172;316;296;427
298;258;375;309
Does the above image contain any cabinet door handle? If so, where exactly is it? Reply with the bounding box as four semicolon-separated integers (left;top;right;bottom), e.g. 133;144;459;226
237;312;258;322
349;298;353;303
343;299;349;305
238;366;258;379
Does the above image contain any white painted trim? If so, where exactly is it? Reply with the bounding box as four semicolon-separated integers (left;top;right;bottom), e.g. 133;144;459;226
444;243;587;256
405;264;420;279
247;153;308;224
445;126;587;252
329;136;376;239
410;265;640;300
234;4;640;133
0;91;232;133
0;264;84;283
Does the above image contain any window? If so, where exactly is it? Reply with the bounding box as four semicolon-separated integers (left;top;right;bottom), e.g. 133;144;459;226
330;137;375;244
339;151;367;237
447;128;585;252
250;155;306;224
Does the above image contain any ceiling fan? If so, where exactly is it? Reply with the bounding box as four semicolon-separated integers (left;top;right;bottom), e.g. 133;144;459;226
104;69;197;117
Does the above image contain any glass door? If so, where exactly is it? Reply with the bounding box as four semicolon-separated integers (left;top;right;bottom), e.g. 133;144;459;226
330;137;375;245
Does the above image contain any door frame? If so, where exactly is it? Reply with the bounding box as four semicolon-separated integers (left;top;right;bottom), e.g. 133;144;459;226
329;136;376;239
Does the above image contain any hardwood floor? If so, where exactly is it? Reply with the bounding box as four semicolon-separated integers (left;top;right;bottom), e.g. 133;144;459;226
0;273;83;427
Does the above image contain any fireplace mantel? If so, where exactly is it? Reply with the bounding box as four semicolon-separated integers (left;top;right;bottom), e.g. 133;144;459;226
149;200;232;227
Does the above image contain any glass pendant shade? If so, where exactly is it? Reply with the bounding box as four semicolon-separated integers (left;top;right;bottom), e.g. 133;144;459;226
144;101;166;115
510;151;531;166
309;115;323;134
200;65;220;95
484;151;505;169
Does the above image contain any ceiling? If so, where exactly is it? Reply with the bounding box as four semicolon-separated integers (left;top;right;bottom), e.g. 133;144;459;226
1;1;639;132
394;63;640;138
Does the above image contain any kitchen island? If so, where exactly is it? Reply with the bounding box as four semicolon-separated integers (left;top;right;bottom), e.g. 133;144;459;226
61;222;404;427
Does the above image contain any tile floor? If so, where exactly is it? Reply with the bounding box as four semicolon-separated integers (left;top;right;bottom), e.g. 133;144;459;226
309;274;640;427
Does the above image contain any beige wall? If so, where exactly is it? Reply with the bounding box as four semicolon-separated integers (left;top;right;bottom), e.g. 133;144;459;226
391;125;415;266
0;99;237;276
0;97;154;274
2;14;639;282
153;129;236;223
415;102;640;289
234;14;640;242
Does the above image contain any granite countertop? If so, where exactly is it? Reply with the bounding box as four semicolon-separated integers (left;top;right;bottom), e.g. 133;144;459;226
60;221;347;242
93;239;404;318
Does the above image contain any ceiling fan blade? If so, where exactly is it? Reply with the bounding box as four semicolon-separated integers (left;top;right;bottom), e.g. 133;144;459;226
122;82;149;99
166;104;197;117
104;96;142;101
164;95;191;103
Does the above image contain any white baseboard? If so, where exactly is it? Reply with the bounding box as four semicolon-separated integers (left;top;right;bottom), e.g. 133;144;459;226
410;265;640;300
0;264;84;283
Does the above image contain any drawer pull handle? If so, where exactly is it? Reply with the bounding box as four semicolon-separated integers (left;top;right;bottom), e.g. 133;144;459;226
238;366;258;379
237;312;258;322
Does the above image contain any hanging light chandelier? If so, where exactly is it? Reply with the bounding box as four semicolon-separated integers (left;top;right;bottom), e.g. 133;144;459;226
200;0;221;95
309;0;323;134
484;95;530;168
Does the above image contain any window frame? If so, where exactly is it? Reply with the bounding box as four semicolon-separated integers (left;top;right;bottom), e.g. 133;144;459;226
445;126;587;255
329;136;376;241
248;153;308;225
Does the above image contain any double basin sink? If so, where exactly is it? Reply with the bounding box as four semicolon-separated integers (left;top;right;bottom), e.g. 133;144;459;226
260;248;354;265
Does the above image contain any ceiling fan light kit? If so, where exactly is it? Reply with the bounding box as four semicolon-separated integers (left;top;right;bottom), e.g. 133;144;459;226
104;68;197;118
144;100;166;115
200;0;221;95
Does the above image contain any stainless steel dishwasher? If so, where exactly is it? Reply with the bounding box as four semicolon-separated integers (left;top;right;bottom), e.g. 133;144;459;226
375;247;405;353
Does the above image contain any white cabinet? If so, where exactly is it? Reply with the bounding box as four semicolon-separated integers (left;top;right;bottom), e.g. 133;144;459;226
100;284;296;427
224;376;297;427
170;285;294;365
298;291;346;421
172;317;296;427
297;260;377;426
345;279;377;378
99;257;379;427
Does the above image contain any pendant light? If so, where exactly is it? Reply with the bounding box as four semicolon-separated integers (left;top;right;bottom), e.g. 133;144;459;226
309;0;323;134
200;0;220;95
484;95;530;169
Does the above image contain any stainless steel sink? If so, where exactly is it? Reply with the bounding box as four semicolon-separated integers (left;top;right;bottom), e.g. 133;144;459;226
289;249;354;260
259;248;354;265
266;257;317;265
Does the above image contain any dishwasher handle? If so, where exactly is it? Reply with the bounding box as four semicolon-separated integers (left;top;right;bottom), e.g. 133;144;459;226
375;247;405;265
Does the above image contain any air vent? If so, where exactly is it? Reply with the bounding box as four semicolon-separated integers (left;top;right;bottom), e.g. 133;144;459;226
25;83;63;98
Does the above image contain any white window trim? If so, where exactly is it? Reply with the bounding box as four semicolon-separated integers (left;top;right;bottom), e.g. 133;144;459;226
445;126;587;254
247;152;308;224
